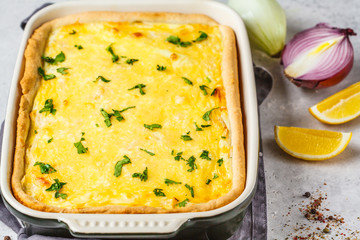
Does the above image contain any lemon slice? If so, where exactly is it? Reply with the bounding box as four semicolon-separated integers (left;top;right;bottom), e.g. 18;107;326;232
309;81;360;124
274;126;352;160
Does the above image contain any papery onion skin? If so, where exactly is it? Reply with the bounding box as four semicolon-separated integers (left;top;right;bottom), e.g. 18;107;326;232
281;23;356;89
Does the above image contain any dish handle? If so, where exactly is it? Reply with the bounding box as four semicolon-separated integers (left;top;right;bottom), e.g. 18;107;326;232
58;215;189;234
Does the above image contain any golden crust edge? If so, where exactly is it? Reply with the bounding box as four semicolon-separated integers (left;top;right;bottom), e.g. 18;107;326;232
11;12;245;214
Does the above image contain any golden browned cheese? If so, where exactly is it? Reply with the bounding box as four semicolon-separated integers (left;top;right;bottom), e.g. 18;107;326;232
22;21;231;209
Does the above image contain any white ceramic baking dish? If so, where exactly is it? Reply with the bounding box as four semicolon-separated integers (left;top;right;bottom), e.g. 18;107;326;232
0;0;258;237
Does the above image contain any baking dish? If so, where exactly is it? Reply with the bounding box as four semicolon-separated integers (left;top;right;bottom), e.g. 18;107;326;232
0;0;259;238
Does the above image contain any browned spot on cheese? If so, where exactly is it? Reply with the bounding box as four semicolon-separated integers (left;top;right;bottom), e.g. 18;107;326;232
170;53;178;61
132;32;143;38
36;177;50;185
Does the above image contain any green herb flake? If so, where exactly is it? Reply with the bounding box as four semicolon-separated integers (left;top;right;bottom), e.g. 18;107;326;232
206;77;211;83
164;178;182;186
174;152;184;161
193;31;208;42
46;179;67;199
100;108;112;127
206;179;212;185
120;106;136;113
39;99;56;115
185;184;194;198
181;134;192;141
47;137;53;143
56;67;70;75
217;158;224;167
211;88;217;96
153;188;166;197
95;123;99;127
34;162;56;174
69;30;77;35
202;107;219;121
128;84;146;95
42;51;65;65
182;77;193;86
200;150;211;160
34;130;38;134
166;35;192;48
213;173;219;179
171;150;175;155
176;198;189;207
95;75;111;83
125;58;139;65
199;85;209;95
75;44;83;50
114;155;131;177
156;65;167;71
221;136;226;139
144;124;162;130
132;167;148;182
105;44;119;63
201;124;211;128
38;67;56;80
140;148;155;156
186;156;197;172
74;133;88;154
194;122;203;131
113;106;136;122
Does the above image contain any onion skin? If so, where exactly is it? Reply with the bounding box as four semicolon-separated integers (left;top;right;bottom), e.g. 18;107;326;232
281;23;356;89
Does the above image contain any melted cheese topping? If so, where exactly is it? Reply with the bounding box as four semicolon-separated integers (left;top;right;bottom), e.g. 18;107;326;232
22;21;232;210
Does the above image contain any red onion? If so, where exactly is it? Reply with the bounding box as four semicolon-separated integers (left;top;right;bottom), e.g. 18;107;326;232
281;23;356;89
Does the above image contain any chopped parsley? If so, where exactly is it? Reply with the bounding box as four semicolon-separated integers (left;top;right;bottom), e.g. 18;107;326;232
200;150;211;160
193;31;208;42
128;84;146;95
125;58;139;65
174;151;184;161
34;162;56;174
201;124;211;128
185;184;194;198
199;85;209;95
34;130;38;134
202;107;219;121
100;108;112;127
221;136;226;139
176;198;189;207
206;76;211;83
217;158;224;167
105;44;119;63
95;123;99;127
182;77;193;86
69;30;76;35
132;167;148;182
46;179;67;199
39;99;56;115
195;122;203;131
156;65;166;71
42;51;65;65
211;88;217;96
74;44;83;50
56;67;69;75
181;133;192;141
153;188;166;197
164;178;182;186
166;35;192;47
206;179;212;185
144;124;162;130
38;67;56;80
95;75;111;83
47;137;53;143
139;148;155;156
73;133;88;154
186;156;197;172
213;173;219;179
114;155;131;177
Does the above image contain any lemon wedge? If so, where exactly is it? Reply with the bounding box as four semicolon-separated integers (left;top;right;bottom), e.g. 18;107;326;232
274;126;352;160
309;81;360;124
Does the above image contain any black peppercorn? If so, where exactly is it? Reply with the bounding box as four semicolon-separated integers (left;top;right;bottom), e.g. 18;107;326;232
303;192;311;198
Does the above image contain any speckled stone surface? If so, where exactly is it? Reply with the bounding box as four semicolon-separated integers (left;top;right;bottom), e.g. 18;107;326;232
1;0;360;239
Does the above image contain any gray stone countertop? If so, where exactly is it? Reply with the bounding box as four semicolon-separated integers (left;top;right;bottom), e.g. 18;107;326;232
1;0;360;239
